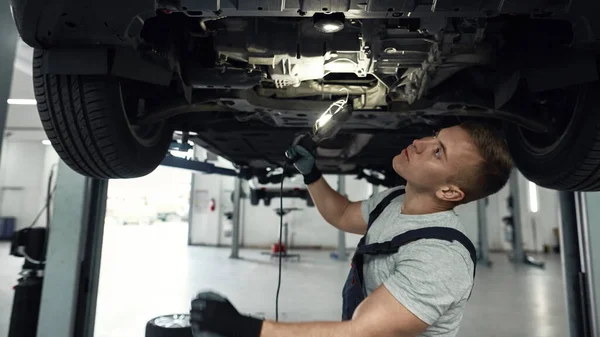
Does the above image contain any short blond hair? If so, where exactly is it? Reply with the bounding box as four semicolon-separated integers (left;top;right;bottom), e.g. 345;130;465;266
453;121;513;203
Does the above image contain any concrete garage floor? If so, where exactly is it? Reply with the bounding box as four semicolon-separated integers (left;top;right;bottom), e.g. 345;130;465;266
0;222;568;337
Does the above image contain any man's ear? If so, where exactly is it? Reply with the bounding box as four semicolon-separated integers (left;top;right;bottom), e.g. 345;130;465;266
435;185;465;203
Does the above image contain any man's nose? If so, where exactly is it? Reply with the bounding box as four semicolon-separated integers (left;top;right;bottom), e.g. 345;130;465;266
412;137;435;153
412;139;424;153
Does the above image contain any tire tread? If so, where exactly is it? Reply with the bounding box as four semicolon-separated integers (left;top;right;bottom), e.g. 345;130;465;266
32;48;172;179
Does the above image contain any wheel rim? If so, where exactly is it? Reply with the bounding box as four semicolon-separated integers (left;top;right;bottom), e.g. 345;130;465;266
517;87;581;156
153;314;191;328
119;82;165;147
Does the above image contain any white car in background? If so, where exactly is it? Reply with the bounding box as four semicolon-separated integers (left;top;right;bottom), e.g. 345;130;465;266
107;198;157;226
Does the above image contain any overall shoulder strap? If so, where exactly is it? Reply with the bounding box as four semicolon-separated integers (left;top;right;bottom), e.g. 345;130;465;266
356;227;477;278
367;188;406;228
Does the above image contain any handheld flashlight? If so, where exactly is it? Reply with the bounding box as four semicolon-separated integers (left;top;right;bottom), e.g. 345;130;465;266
285;101;353;163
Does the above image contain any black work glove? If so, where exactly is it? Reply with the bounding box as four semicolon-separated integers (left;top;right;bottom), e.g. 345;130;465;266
190;292;263;337
285;136;322;185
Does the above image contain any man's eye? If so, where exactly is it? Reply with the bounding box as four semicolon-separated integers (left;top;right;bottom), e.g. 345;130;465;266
435;148;441;158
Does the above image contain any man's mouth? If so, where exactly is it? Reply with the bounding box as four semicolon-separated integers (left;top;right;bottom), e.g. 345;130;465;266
403;148;410;161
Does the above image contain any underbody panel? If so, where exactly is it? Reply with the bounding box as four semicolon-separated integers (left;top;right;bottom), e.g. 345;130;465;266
10;0;600;186
10;0;576;48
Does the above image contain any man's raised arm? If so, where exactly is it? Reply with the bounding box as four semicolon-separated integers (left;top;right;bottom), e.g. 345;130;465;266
286;144;367;235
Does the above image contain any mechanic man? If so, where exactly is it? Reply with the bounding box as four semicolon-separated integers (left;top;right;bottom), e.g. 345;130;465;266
190;121;513;337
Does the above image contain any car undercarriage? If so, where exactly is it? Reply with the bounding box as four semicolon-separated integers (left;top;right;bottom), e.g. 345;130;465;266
9;0;600;190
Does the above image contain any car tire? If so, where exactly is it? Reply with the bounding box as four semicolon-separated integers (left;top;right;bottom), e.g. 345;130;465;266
504;81;600;191
263;197;272;206
32;49;174;179
145;314;192;337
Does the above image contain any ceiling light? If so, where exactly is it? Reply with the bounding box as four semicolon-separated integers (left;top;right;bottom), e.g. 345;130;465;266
319;23;344;33
7;98;37;105
528;181;538;213
42;140;51;146
313;12;345;33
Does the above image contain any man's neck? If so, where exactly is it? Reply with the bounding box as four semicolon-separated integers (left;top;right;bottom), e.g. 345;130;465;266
401;183;454;215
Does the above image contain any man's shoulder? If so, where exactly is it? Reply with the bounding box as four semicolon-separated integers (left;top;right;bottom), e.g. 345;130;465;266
381;235;474;323
395;238;474;280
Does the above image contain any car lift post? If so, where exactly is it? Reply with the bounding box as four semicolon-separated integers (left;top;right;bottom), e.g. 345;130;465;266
477;197;492;266
230;177;243;259
561;189;600;337
0;0;18;163
507;170;545;268
36;161;107;337
578;191;600;336
559;191;591;337
507;171;525;263
336;175;348;261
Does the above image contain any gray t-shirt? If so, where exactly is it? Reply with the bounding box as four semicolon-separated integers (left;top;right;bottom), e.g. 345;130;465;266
360;186;474;337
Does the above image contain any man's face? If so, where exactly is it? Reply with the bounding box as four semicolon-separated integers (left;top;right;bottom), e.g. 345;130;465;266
392;125;482;202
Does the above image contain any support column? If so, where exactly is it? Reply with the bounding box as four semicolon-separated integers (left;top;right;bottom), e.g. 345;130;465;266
230;178;242;259
0;0;18;161
337;175;348;261
508;170;524;263
187;173;196;245
477;198;491;266
37;162;108;337
579;191;600;337
507;170;544;268
559;191;590;337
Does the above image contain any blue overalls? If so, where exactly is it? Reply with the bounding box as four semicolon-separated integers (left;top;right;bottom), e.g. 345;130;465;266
342;188;478;321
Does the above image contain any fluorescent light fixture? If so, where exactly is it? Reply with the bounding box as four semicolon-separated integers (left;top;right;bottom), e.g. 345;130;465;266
528;181;538;213
42;140;51;145
7;98;37;105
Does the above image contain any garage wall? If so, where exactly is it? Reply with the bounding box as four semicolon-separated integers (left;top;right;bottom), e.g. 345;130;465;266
189;172;352;249
188;145;240;246
0;140;59;230
240;175;361;250
484;170;560;253
189;171;233;246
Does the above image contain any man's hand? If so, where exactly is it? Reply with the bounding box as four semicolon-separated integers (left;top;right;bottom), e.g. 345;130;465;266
190;292;263;337
285;137;322;185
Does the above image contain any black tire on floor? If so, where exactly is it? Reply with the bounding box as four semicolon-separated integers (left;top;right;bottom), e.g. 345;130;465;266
263;197;272;206
145;314;193;337
32;48;174;179
504;81;600;191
